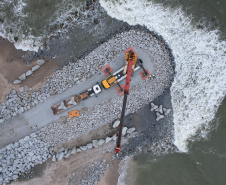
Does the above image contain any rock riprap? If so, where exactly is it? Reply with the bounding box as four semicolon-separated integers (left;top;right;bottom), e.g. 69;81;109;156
12;59;46;86
53;127;135;162
0;133;53;184
0;28;173;124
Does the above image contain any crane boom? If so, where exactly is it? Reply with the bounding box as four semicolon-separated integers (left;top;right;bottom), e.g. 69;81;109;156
115;51;134;153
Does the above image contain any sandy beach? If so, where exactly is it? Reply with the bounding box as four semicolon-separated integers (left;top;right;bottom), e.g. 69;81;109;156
0;36;60;103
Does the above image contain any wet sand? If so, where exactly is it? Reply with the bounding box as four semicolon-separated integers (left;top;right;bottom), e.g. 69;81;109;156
0;36;60;103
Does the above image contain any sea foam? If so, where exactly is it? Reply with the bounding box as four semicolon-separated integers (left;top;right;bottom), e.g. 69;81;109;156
117;156;131;185
0;0;85;52
100;0;226;152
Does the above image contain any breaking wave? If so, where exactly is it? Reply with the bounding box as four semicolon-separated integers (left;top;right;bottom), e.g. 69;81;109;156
99;0;226;152
0;0;86;51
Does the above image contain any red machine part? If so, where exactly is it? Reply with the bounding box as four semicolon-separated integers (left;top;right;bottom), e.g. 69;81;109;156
115;53;133;153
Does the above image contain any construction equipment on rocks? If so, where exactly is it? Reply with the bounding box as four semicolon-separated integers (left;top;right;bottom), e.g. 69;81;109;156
101;48;149;90
51;84;101;115
101;49;140;89
115;49;134;153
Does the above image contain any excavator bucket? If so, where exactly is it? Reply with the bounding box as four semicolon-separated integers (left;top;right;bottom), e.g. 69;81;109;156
68;110;80;118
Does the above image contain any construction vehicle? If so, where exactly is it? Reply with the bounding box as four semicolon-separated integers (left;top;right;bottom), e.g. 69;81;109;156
51;84;102;115
101;48;150;90
115;50;134;153
123;50;138;74
68;110;80;118
101;51;140;89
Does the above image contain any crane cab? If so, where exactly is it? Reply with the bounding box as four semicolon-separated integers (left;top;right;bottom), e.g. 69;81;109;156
101;74;118;89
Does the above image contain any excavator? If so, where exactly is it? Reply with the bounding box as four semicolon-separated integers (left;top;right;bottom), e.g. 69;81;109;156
115;50;135;153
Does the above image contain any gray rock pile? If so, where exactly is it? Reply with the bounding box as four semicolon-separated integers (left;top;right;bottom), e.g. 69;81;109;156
68;159;108;185
52;126;135;162
13;59;45;85
0;133;53;184
0;88;51;121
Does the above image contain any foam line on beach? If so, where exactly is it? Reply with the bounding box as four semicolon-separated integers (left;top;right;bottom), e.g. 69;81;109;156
0;0;86;51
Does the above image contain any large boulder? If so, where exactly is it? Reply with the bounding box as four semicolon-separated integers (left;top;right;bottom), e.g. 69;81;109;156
122;127;128;136
25;70;32;77
87;143;93;149
19;73;26;80
105;137;112;143
57;147;65;153
52;155;56;162
127;127;136;134
80;146;88;151
92;140;99;148
112;134;117;141
24;136;30;141
13;142;20;148
5;143;14;150
32;65;40;72
71;147;77;154
13;80;21;84
58;152;64;160
64;150;71;158
98;139;105;146
37;59;45;66
113;120;120;128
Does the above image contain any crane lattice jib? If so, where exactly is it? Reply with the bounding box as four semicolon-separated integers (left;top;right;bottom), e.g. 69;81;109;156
115;52;134;153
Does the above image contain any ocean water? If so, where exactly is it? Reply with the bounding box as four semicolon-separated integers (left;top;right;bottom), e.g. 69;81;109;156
0;0;88;51
124;98;226;185
100;0;226;153
0;0;226;184
98;0;226;184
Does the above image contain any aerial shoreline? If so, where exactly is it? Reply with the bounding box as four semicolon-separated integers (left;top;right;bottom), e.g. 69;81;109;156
0;26;175;184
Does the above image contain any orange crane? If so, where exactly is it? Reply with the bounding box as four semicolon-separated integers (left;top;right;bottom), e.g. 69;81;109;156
115;50;134;153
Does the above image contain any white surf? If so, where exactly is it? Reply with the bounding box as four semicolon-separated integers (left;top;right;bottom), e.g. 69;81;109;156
99;0;226;152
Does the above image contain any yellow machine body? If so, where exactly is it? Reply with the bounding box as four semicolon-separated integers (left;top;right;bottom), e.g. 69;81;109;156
124;52;138;74
68;110;80;118
101;74;117;89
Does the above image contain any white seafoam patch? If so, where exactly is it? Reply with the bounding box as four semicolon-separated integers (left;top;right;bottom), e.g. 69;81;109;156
117;156;132;185
100;0;226;152
0;0;84;52
0;0;41;52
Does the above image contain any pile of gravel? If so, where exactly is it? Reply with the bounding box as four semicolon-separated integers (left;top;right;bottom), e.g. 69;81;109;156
68;159;109;185
0;133;53;184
